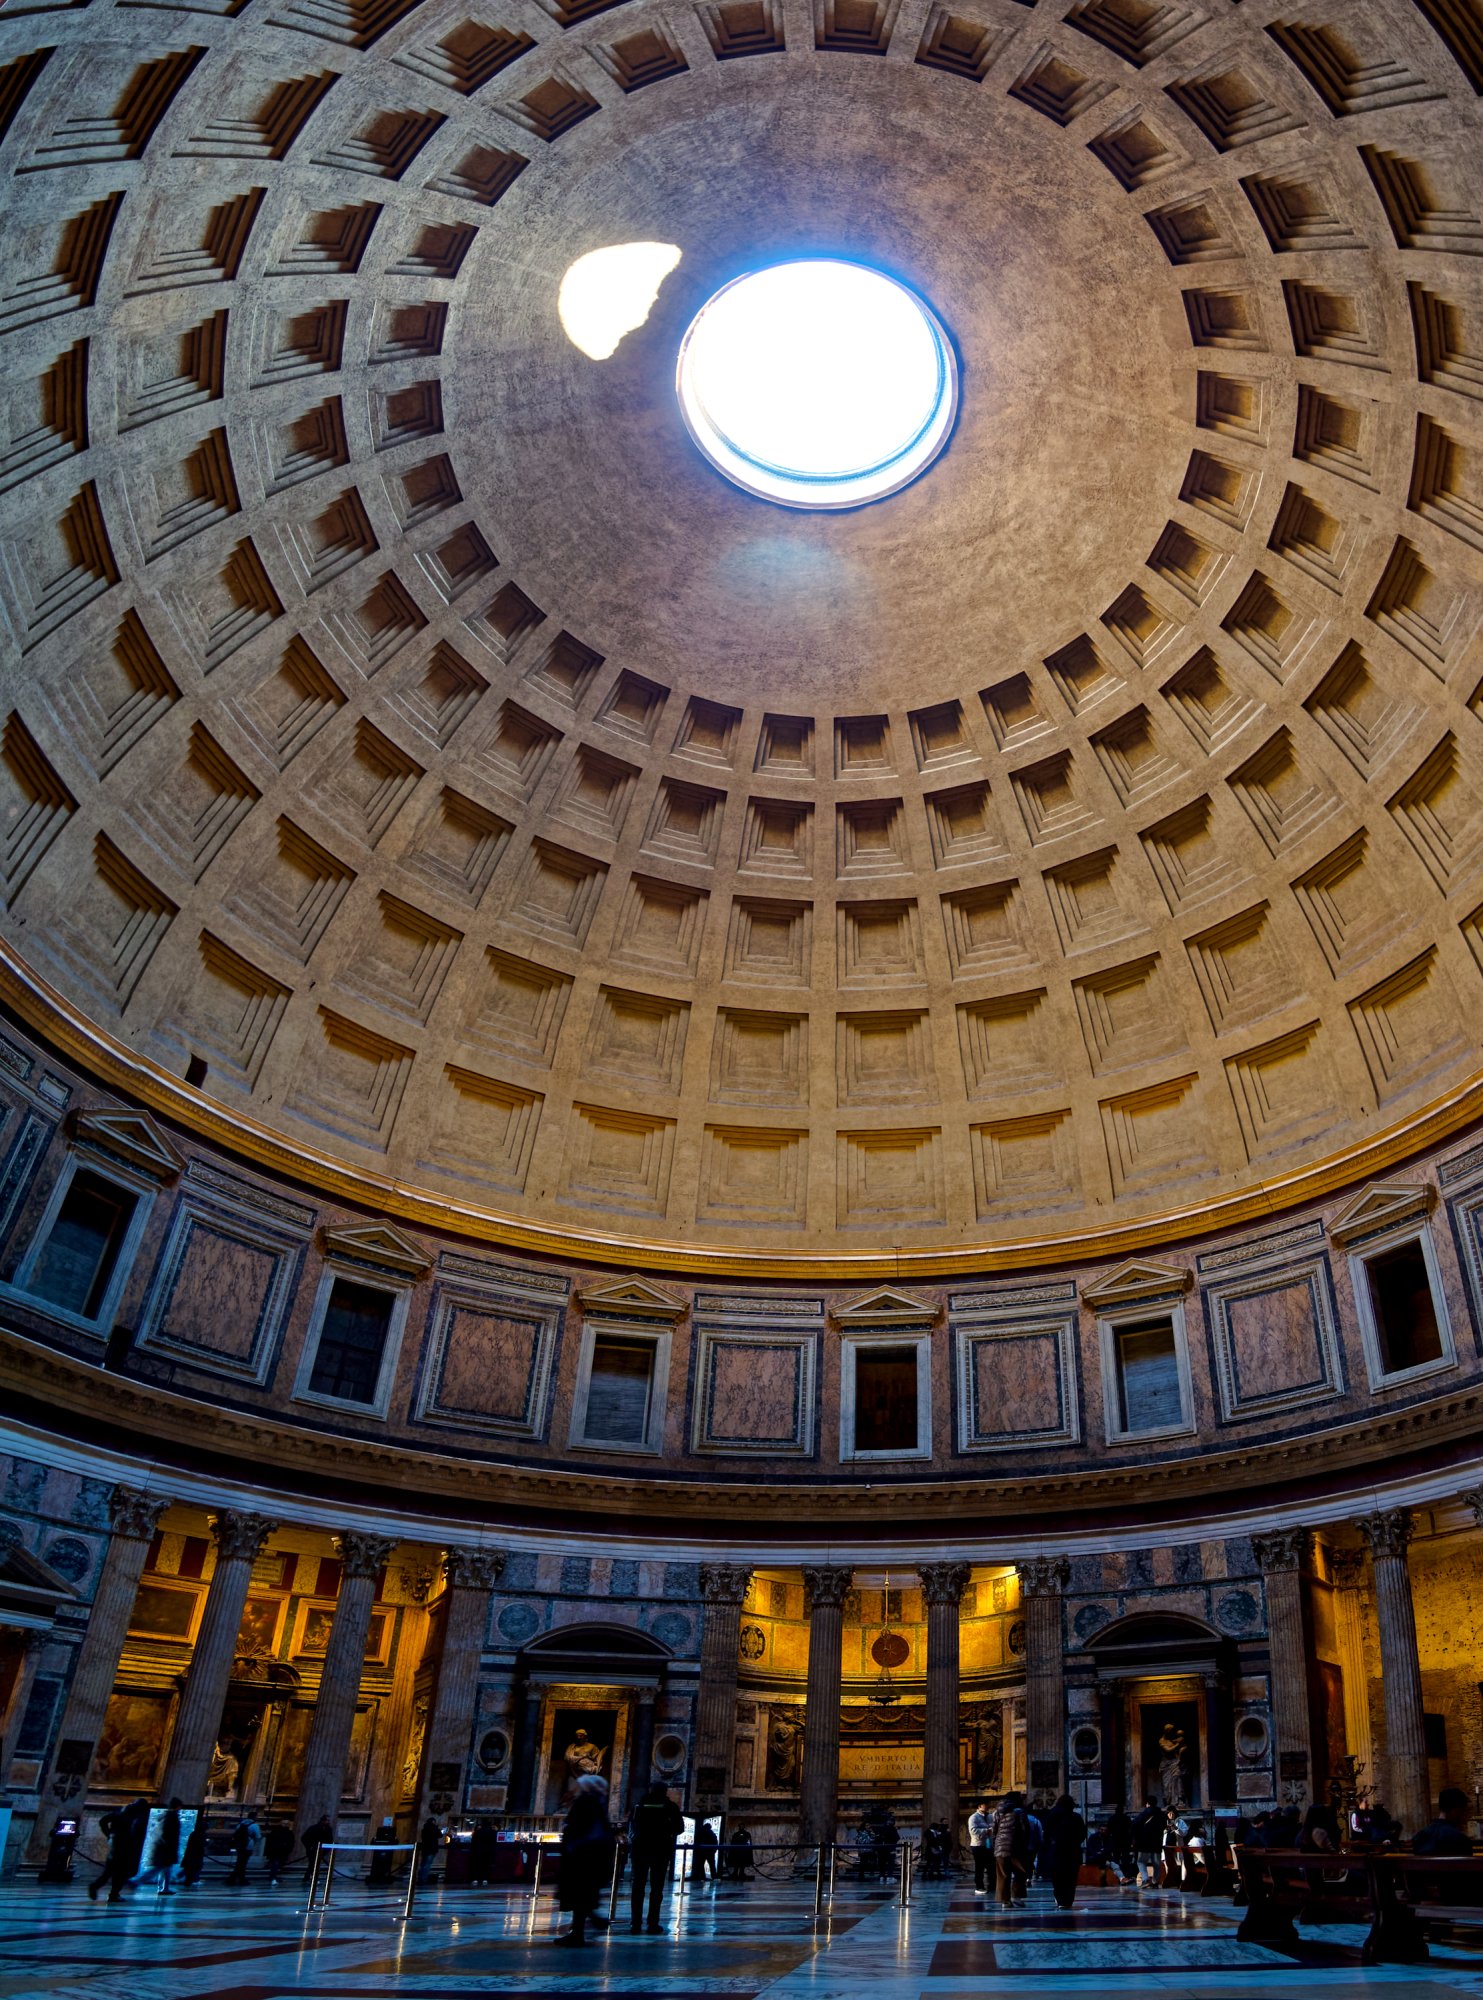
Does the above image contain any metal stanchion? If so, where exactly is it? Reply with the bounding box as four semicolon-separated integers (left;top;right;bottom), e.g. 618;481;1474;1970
814;1843;826;1913
321;1847;337;1910
607;1840;624;1924
402;1852;419;1922
827;1841;836;1903
306;1845;323;1909
899;1843;913;1908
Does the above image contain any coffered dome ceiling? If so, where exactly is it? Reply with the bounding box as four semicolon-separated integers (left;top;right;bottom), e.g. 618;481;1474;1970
0;0;1481;1268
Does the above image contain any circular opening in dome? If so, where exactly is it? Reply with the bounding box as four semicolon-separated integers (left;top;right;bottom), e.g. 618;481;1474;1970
676;259;958;510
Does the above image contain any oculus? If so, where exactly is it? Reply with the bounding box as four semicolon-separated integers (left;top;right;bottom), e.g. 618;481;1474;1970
676;259;957;509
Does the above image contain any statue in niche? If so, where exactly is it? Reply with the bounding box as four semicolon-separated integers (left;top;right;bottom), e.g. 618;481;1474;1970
765;1710;803;1790
206;1740;240;1801
1156;1722;1188;1808
562;1728;607;1786
972;1708;1003;1790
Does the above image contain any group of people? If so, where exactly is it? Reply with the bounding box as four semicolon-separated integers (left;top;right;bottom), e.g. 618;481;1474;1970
87;1804;337;1899
968;1792;1088;1908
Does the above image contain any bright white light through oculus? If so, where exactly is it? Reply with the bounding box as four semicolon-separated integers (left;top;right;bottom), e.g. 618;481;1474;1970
559;241;682;360
676;260;957;509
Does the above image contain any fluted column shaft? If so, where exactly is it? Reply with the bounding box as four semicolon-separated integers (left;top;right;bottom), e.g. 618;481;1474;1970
1254;1529;1315;1804
919;1563;971;1838
1021;1557;1070;1800
294;1533;396;1838
798;1566;852;1852
1357;1510;1429;1833
414;1547;505;1824
1328;1549;1374;1783
25;1487;171;1857
693;1564;751;1812
160;1510;278;1806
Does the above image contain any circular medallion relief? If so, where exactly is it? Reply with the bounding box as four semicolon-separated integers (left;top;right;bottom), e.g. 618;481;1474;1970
870;1630;911;1669
676;260;957;510
653;1732;687;1773
739;1622;766;1660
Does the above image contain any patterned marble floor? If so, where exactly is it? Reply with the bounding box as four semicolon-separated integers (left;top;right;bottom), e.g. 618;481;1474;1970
1;1869;1482;1998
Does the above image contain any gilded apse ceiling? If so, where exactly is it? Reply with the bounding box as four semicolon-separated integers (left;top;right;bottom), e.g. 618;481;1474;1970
0;0;1482;1266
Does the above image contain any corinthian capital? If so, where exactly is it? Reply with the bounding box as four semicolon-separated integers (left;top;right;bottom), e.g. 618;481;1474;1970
918;1561;972;1608
108;1485;172;1543
336;1531;397;1581
1018;1556;1071;1597
1459;1487;1483;1530
443;1546;507;1593
1252;1528;1311;1575
209;1511;278;1564
699;1563;752;1606
1355;1508;1414;1561
802;1564;853;1610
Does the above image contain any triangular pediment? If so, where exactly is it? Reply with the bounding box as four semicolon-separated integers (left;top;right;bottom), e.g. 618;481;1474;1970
575;1275;688;1321
1327;1179;1434;1247
0;1537;78;1610
319;1220;431;1277
1081;1259;1193;1311
831;1285;941;1328
69;1108;184;1182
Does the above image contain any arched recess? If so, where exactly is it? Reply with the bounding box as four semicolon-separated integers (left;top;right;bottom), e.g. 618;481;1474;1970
510;1622;676;1816
1078;1612;1241;1815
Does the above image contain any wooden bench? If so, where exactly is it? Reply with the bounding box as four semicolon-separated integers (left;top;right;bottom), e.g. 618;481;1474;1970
1363;1853;1483;1966
1235;1847;1371;1948
1236;1848;1483;1965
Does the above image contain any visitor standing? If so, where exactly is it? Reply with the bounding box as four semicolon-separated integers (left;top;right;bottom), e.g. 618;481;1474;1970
554;1773;615;1947
1132;1799;1164;1887
469;1816;498;1886
418;1815;443;1881
990;1792;1028;1908
301;1812;334;1882
1103;1803;1135;1883
694;1816;718;1881
262;1819;294;1886
227;1811;261;1886
968;1799;992;1894
1044;1794;1086;1910
628;1782;684;1933
181;1814;207;1888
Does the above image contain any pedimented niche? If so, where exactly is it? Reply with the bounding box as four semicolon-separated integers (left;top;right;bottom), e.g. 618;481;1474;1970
1080;1259;1193;1311
1327;1178;1435;1247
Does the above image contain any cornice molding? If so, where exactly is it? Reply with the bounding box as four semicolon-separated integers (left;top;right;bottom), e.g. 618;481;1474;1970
5;938;1483;1280
4;1326;1482;1537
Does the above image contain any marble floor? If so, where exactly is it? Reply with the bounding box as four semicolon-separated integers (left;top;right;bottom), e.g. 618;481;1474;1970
1;1868;1482;1999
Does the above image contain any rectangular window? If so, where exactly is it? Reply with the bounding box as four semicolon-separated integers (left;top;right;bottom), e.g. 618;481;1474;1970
307;1279;394;1405
1115;1317;1183;1434
1365;1240;1443;1376
27;1169;137;1319
583;1336;655;1446
853;1344;919;1453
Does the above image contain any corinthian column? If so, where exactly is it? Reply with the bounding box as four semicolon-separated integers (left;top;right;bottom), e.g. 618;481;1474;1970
798;1565;852;1853
1327;1548;1374;1783
414;1547;505;1824
918;1562;971;1839
1355;1509;1429;1834
693;1563;752;1814
294;1532;397;1839
26;1486;171;1858
159;1510;278;1805
1253;1528;1315;1804
1020;1557;1070;1801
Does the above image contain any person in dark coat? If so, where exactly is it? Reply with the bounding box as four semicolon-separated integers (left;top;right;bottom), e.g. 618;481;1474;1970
628;1782;684;1933
301;1813;334;1882
181;1817;207;1888
693;1816;719;1881
1102;1804;1135;1882
262;1819;295;1886
1044;1795;1087;1910
555;1773;615;1947
418;1815;443;1881
1414;1788;1476;1857
227;1813;260;1886
89;1796;150;1903
469;1816;498;1886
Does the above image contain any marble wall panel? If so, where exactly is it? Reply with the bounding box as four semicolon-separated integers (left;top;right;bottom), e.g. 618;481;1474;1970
690;1326;817;1456
1203;1257;1343;1420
